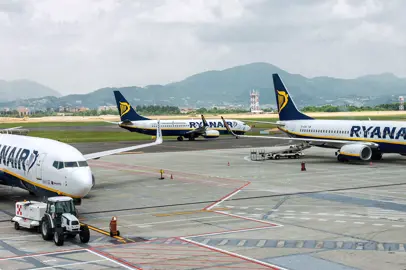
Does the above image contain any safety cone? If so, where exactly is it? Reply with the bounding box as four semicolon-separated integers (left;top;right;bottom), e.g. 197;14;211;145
370;161;373;166
227;162;230;166
170;174;173;179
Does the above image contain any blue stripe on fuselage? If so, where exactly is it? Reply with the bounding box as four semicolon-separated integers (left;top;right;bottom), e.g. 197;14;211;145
0;170;60;197
282;129;406;154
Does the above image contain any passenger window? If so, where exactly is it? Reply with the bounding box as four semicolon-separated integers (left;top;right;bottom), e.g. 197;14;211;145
53;161;58;169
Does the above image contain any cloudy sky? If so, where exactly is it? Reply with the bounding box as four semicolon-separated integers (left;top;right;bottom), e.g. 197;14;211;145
0;0;405;94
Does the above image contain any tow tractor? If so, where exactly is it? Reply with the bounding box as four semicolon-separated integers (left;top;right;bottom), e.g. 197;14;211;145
251;143;311;161
12;196;90;246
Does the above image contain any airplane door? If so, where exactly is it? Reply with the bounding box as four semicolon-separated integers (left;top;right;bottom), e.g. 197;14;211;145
36;153;47;180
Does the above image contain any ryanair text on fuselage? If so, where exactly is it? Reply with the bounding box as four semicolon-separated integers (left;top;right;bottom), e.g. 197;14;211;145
0;144;38;172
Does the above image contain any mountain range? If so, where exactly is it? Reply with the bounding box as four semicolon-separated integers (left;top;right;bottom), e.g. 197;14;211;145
1;63;406;109
0;79;60;102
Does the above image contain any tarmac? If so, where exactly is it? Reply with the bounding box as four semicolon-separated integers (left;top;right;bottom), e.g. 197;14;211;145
1;140;406;269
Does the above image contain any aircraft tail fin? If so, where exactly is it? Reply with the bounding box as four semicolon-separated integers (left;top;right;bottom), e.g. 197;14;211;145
272;74;313;121
201;115;209;128
113;91;149;121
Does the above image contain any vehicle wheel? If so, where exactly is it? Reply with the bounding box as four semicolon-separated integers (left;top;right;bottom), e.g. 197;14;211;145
41;218;52;240
54;231;64;246
275;155;280;160
177;136;183;141
117;230;120;237
14;222;20;230
79;225;90;243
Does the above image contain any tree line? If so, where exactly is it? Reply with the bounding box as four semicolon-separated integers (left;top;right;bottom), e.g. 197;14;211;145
302;103;400;112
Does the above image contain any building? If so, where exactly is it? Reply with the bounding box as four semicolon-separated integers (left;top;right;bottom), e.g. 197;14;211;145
98;105;118;112
17;107;30;117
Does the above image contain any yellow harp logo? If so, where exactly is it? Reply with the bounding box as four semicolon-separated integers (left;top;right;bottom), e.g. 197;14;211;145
277;91;289;112
119;102;131;117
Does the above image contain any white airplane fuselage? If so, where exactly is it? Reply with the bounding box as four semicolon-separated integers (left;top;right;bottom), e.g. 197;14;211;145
0;134;93;199
280;119;406;153
120;119;251;137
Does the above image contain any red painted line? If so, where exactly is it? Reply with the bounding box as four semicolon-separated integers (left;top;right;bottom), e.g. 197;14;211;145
203;182;250;210
179;238;284;270
117;256;243;264
106;247;225;254
134;261;267;269
108;251;232;258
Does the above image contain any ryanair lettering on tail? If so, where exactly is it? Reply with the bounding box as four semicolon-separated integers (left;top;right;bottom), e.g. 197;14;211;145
189;121;233;129
0;144;36;172
350;126;405;140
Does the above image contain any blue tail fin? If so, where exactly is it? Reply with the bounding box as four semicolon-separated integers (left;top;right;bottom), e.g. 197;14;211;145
272;74;313;121
113;91;149;121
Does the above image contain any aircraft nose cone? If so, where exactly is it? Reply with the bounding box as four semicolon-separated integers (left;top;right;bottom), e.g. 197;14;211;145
71;169;93;197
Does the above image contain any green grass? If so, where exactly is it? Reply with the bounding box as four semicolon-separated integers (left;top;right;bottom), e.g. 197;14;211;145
28;131;156;143
0;122;110;129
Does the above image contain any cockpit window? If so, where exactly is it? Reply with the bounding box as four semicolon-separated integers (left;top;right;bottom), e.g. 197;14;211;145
58;162;64;169
78;161;88;167
64;162;78;168
53;161;58;169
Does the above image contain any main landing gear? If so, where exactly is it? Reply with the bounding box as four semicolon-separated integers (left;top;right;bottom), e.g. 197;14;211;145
177;136;183;141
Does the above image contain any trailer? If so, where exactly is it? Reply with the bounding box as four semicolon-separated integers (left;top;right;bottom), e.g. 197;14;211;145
12;197;90;246
250;143;311;161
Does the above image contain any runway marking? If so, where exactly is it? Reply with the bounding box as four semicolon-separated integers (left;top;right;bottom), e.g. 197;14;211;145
153;207;229;217
179;237;287;270
31;259;107;269
204;182;250;211
87;248;139;270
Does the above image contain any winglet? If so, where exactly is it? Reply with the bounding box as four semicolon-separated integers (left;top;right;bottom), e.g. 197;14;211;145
221;116;239;138
201;115;209;128
156;120;163;143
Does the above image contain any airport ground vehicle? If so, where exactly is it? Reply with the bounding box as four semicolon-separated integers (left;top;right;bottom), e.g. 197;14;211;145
12;196;90;246
250;144;310;161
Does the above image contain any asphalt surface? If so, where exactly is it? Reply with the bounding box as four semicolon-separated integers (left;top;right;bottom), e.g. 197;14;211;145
71;136;288;155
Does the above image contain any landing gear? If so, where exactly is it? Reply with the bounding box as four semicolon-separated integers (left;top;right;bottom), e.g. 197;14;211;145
371;152;383;160
177;136;184;141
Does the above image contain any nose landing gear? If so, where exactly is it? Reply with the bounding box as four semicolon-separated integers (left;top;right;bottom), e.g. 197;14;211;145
177;136;183;141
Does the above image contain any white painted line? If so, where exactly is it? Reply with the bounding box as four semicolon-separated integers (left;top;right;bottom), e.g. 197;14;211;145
317;213;328;215
255;208;264;211
240;207;249;209
226;206;234;208
354;222;365;224
236;212;246;215
336;241;343;248
377;243;385;251
237;240;247;247
335;220;346;223
399;244;405;252
301;212;310;214
284;216;295;219
86;249;135;270
350;215;362;218
373;224;384;226
181;237;287;270
296;241;304;248
285;210;295;213
0;249;85;261
318;219;328;222
334;214;345;217
31;259;106;269
392;225;405;228
256;240;266;247
201;238;211;245
218;239;229;246
277;240;285;248
300;217;310;220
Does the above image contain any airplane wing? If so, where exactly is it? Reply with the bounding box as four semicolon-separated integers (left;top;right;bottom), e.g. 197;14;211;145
220;116;378;147
185;114;207;136
3;126;23;130
84;120;163;160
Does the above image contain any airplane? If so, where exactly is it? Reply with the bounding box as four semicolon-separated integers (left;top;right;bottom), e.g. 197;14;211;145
0;121;163;204
110;91;251;141
222;73;406;163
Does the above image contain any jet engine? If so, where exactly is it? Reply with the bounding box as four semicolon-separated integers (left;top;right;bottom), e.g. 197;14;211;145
338;144;372;161
203;130;220;139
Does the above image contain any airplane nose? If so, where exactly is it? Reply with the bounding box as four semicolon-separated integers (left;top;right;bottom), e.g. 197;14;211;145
71;169;93;197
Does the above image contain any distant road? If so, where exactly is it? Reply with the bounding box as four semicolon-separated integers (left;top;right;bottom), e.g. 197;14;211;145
1;110;406;123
